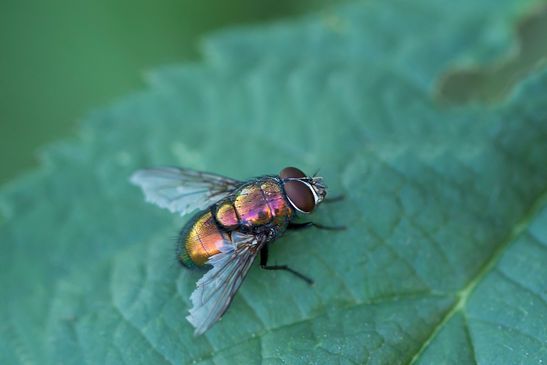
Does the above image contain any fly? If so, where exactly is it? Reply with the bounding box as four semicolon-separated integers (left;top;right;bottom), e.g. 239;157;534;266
130;166;343;335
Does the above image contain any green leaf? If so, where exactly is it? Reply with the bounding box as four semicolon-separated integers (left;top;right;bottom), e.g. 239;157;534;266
1;0;546;364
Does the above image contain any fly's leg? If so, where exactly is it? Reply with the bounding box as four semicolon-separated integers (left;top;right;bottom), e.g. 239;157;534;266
260;246;314;285
322;194;345;203
288;222;346;231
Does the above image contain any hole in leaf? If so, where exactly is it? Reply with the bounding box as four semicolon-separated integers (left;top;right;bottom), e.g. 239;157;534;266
436;4;547;104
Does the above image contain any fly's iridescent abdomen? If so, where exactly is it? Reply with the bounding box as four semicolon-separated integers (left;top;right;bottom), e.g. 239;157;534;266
178;211;228;268
178;177;294;268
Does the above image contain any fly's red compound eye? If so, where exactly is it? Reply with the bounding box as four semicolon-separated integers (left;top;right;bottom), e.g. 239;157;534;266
284;180;315;212
279;166;306;179
280;167;315;213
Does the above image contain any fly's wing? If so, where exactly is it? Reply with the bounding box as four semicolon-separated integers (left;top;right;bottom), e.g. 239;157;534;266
130;167;241;216
186;232;265;335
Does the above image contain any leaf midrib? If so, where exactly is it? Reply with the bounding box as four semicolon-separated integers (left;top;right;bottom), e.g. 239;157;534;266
408;187;547;364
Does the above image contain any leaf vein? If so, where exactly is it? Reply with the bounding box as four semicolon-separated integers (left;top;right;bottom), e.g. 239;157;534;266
407;187;547;364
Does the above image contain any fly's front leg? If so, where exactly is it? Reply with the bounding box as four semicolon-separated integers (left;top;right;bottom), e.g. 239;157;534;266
322;194;345;203
260;245;314;285
288;222;346;231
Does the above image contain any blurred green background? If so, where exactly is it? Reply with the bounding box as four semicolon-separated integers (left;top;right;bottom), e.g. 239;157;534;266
0;0;340;185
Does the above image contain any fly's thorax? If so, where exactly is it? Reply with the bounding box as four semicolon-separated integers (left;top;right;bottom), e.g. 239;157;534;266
261;179;294;225
178;210;228;268
231;177;293;229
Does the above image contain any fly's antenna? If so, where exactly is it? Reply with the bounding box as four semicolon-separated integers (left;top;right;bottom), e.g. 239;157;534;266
312;168;321;178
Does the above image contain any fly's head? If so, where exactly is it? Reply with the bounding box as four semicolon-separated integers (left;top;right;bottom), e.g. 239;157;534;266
309;175;327;204
279;166;327;214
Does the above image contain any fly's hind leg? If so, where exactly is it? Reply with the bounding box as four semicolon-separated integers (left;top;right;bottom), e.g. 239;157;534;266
288;222;346;231
260;246;314;285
